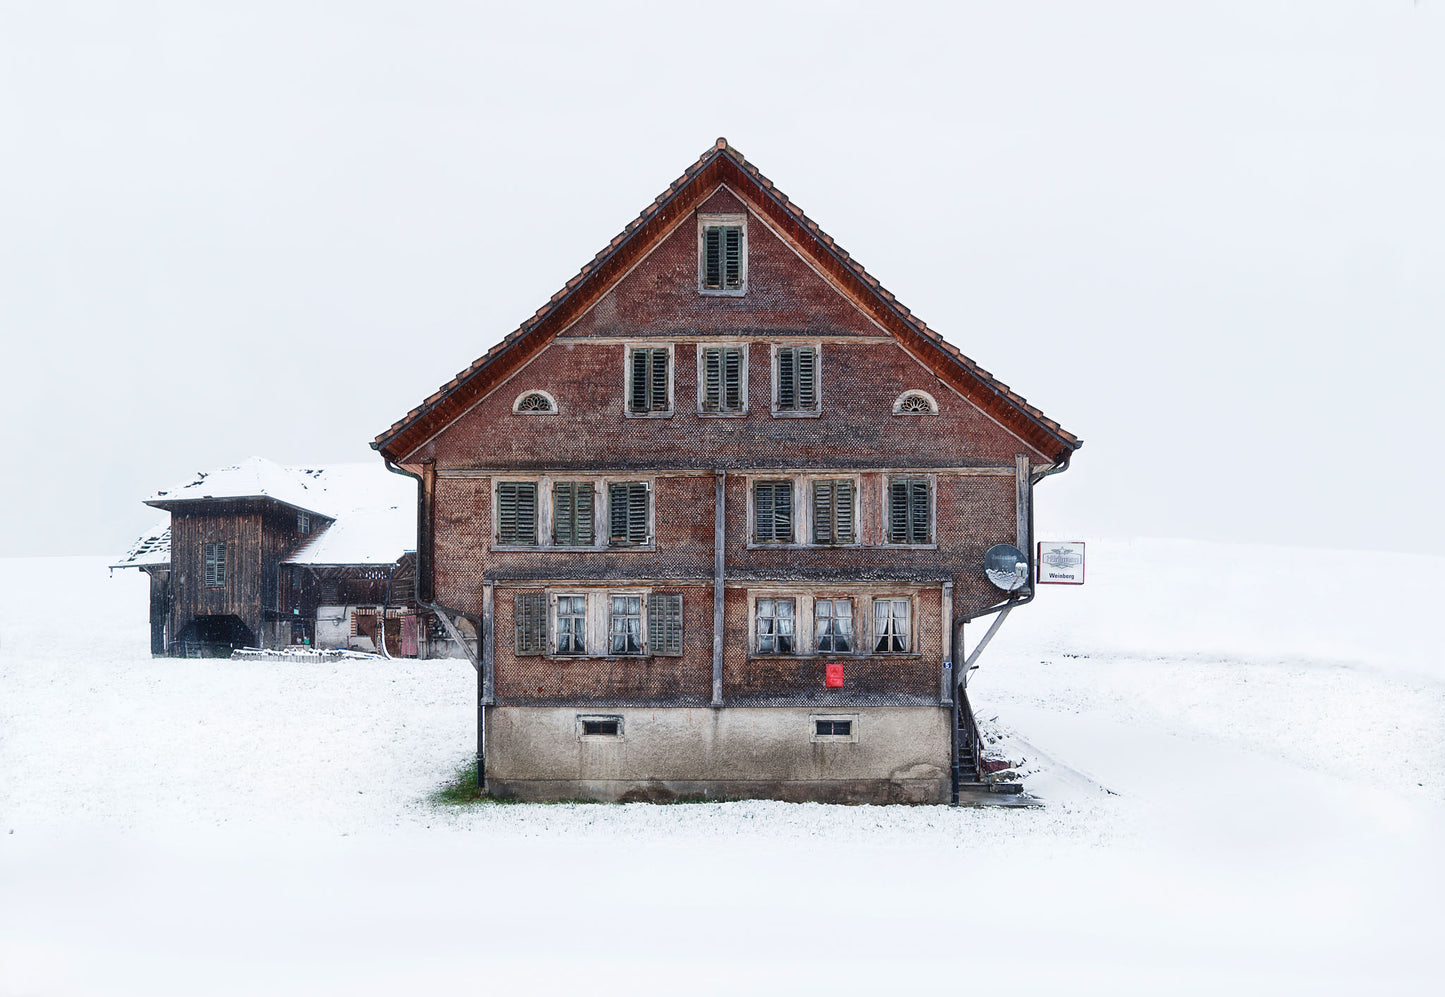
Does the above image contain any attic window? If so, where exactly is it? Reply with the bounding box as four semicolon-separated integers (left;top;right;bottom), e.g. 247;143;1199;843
698;214;746;295
893;390;938;416
297;512;310;534
513;390;557;414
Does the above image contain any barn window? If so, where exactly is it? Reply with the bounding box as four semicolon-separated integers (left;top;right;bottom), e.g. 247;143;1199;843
513;390;558;414
608;595;644;655
608;482;650;546
627;347;671;414
755;597;797;654
555;594;587;655
811;480;855;545
496;482;539;545
552;481;596;546
753;480;794;543
893;390;938;415
699;345;745;413
297;512;310;534
773;345;819;415
814;598;853;653
203;541;226;587
872;598;912;653
887;478;932;545
647;593;684;656
699;214;746;294
578;715;623;738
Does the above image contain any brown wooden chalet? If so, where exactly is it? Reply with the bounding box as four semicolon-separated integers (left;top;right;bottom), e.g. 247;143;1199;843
373;139;1081;803
113;458;420;657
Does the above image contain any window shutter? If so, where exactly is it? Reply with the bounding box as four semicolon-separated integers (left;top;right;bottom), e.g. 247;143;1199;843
724;347;742;409
647;593;683;656
755;481;792;542
835;480;855;544
497;482;537;544
515;592;546;655
889;480;910;544
723;227;742;288
611;482;649;546
797;348;816;409
553;482;573;545
778;349;795;409
630;349;649;412
575;484;594;545
650;349;668;410
909;480;930;543
703;348;722;411
814;482;834;544
704;227;722;288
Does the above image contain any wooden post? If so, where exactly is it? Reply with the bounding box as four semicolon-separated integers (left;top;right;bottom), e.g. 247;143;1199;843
1015;455;1030;557
712;470;725;706
481;581;495;705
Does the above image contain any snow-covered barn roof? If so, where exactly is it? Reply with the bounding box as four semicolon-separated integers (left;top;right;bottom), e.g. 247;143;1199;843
119;458;415;569
109;521;171;570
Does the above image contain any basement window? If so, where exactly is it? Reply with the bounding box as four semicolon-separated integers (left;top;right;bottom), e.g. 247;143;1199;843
698;214;746;294
578;715;623;738
811;715;859;742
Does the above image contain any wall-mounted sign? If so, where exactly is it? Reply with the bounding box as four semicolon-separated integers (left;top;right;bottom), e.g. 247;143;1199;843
825;662;845;687
1037;541;1085;585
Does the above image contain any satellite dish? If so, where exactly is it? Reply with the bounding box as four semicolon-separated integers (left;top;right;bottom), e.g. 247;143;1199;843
984;543;1030;592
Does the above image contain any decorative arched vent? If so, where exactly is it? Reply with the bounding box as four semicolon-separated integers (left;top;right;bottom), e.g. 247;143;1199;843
893;390;938;416
513;390;558;415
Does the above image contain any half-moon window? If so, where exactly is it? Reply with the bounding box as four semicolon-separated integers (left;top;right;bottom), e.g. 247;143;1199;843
513;390;558;414
893;390;938;415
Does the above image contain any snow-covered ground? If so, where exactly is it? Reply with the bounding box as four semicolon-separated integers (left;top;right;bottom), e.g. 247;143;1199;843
2;542;1442;995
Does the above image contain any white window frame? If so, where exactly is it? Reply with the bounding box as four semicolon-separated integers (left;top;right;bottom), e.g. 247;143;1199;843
752;594;800;656
695;342;749;417
812;596;857;655
891;389;939;416
770;342;822;418
870;596;914;655
623;343;675;418
882;474;938;549
605;590;649;658
551;592;589;656
697;213;748;297
512;389;559;415
747;589;923;660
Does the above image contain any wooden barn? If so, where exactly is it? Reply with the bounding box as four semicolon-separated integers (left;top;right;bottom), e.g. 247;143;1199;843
113;458;420;657
372;140;1081;803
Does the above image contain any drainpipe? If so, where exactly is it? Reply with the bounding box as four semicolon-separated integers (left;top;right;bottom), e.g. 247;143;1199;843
383;456;488;792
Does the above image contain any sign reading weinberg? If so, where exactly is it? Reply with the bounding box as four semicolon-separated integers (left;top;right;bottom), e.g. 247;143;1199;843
1036;541;1085;585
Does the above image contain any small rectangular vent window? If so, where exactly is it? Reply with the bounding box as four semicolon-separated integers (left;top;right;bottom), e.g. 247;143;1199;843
815;719;852;737
578;715;624;738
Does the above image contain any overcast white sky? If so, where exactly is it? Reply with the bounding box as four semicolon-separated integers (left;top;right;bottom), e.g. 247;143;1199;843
2;1;1441;558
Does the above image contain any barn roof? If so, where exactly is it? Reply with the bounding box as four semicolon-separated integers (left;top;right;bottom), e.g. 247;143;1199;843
373;138;1082;464
120;459;415;569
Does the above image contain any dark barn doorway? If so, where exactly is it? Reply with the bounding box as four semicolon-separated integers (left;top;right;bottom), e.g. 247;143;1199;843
175;615;255;657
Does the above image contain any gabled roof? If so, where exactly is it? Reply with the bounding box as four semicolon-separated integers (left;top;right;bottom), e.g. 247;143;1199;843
373;139;1081;463
128;459;415;568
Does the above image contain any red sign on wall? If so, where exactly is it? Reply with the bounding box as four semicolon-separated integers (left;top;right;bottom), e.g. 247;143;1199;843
825;663;845;687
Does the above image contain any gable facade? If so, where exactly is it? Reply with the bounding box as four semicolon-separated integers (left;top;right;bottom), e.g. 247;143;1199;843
378;141;1080;803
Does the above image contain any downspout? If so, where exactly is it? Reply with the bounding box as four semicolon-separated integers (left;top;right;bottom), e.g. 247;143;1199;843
383;456;488;791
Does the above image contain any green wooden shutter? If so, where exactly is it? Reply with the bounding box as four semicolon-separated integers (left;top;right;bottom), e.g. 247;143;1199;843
889;480;910;544
630;349;649;412
909;479;930;543
723;227;742;288
497;482;537;544
703;348;722;410
835;480;855;544
575;484;594;545
797;348;816;409
553;481;573;545
650;349;668;410
724;347;742;409
647;593;683;656
610;482;649;546
778;349;795;409
515;592;546;655
813;481;834;544
755;481;792;542
704;227;722;288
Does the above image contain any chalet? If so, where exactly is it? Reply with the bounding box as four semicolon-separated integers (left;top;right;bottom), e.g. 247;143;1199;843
372;140;1081;803
113;458;419;657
